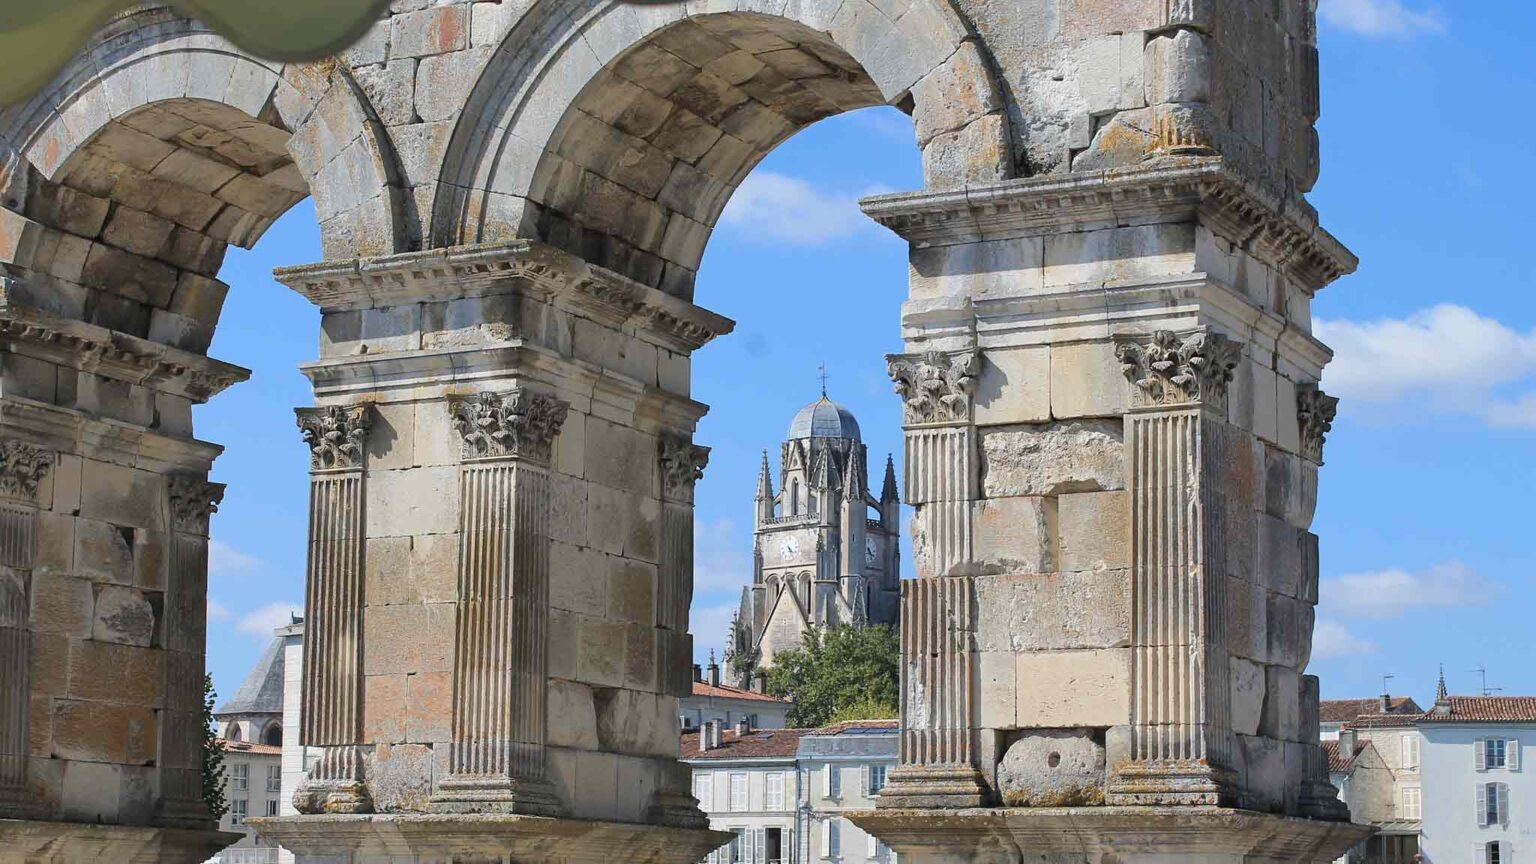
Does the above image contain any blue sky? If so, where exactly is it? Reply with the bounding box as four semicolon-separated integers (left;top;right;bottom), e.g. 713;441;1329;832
201;0;1533;711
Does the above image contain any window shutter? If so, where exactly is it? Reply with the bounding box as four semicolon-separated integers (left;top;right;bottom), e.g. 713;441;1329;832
820;821;831;858
1478;738;1488;771
1478;783;1489;826
1497;782;1509;826
829;820;840;858
1510;738;1521;771
823;766;832;798
861;765;870;797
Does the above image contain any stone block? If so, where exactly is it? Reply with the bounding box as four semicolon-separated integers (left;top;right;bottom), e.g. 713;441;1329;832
608;556;655;625
921;113;1010;188
60;760;122;824
366;401;416;471
1276;374;1300;454
548;679;600;750
1050;342;1129;420
405;671;452;744
1230;657;1265;736
1239;733;1286;813
364;673;407;744
1144;29;1210;105
908;237;1045;304
390;5;470;58
975;571;1132;653
1227;576;1268;663
101;206;173;258
79;463;163;531
369;743;434;812
1077;35;1144;115
1014;649;1130;728
572;750;620;821
1060;0;1161;37
365;466;458;537
974;347;1051;427
1043;223;1195;289
579;617;627;688
416;49;487;124
973;496;1056;575
354;59;418;127
624;622;656;691
1257;513;1300;598
1266;592;1310;670
67;639;160;706
586;483;632;557
980;420;1125;497
363;603;455;676
594;687;671;757
412;398;459;467
1298;531;1319;605
1250;362;1279;444
50;454;82;516
549;608;578;681
30;572;92;638
52;698;156;765
1260;665;1300;742
551;541;607;615
29;632;69;698
1057;490;1128;572
911;42;1003;147
91;584;155;647
997;729;1107;807
585;417;657;497
977;650;1016;728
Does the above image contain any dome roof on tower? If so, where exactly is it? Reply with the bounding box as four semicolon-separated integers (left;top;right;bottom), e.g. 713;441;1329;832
787;396;861;441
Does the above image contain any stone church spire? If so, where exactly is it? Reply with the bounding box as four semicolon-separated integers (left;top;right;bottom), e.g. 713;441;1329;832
880;454;899;503
754;450;774;523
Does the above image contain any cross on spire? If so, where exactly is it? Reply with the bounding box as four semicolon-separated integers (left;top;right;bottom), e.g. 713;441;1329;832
818;363;829;397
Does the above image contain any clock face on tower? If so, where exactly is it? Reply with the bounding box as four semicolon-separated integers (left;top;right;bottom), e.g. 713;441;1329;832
865;536;878;564
780;537;799;560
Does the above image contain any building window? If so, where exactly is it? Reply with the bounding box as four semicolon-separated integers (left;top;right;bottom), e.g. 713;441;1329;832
730;772;748;812
1399;786;1421;820
266;764;282;793
820;818;841;859
1486;841;1508;864
232;763;249;792
867;764;887;796
230;799;248;826
729;828;744;863
1487;738;1507;769
695;773;714;813
266;799;279;817
766;771;785;811
1478;782;1509;827
824;765;841;799
1400;734;1419;770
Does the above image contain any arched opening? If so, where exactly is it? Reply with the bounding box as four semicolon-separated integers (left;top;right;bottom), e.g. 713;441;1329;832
261;722;284;747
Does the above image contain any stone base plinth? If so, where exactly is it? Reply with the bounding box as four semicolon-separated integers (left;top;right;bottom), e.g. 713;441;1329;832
249;813;732;863
0;818;240;863
850;806;1374;863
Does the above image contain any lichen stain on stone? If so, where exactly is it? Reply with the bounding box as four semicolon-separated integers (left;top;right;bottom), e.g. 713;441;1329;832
1000;785;1106;807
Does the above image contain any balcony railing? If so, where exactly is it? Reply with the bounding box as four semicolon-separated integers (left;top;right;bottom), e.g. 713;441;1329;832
210;847;281;864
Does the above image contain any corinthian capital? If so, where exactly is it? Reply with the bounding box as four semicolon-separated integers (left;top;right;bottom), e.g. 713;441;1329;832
448;389;569;463
1114;330;1240;410
1297;384;1340;464
296;405;372;471
886;349;980;426
169;475;225;536
659;434;709;501
0;439;52;503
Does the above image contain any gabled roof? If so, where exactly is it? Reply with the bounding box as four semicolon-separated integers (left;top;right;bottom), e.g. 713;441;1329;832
1319;696;1422;724
217;738;282;756
215;636;284;717
1347;713;1424;729
1322;739;1368;773
691;680;790;704
1420;696;1536;723
682;728;806;760
811;719;898;736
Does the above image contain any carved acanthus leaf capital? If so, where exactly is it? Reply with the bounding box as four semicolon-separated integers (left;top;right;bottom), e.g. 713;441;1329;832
659;435;709;501
1297;384;1339;464
169;475;225;536
886;349;981;426
0;439;52;502
296;405;372;471
448;389;569;463
1114;330;1240;410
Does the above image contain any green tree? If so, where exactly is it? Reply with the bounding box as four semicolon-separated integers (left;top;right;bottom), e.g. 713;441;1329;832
202;674;228;822
764;625;899;728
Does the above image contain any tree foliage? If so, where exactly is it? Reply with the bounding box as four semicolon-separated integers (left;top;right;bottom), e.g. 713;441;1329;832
202;674;228;822
764;625;899;728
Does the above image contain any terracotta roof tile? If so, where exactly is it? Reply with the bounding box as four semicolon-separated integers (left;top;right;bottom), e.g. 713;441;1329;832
811;719;898;735
1322;739;1367;773
681;728;806;760
1420;696;1536;723
1319;697;1422;723
217;738;282;756
690;680;790;704
1347;712;1424;729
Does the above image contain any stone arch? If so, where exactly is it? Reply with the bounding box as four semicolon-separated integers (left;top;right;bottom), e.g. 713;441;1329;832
0;7;405;355
432;0;1009;294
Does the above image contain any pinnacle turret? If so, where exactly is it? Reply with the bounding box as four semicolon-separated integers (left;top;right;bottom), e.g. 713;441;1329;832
811;447;834;489
843;445;864;496
881;454;899;503
755;450;774;500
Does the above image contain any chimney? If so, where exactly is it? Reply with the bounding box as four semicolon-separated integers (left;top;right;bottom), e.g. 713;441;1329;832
1339;727;1358;756
707;660;721;688
693;664;703;683
1379;693;1392;713
735;717;751;736
710;721;723;750
699;721;714;752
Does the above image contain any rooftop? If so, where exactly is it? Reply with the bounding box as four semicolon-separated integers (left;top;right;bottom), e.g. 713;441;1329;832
809;719;898;736
1319;696;1422;724
217;738;282;757
215;636;285;717
787;395;861;441
690;679;790;704
1322;739;1367;773
681;728;806;760
1421;696;1536;723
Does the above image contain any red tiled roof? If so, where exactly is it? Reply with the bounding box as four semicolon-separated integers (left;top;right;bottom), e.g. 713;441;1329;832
681;728;806;760
1347;713;1424;729
811;719;898;735
1322;739;1367;773
217;738;282;756
691;680;790;704
1319;697;1422;723
1420;696;1536;723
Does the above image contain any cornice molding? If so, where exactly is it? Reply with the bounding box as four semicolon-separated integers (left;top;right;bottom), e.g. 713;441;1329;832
274;241;736;354
860;159;1356;294
0;395;223;474
0;296;250;403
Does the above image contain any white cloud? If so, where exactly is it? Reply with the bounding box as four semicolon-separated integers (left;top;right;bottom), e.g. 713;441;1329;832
237;601;303;637
209;539;260;580
1312;619;1378;659
694;517;752;594
1316;305;1536;425
719;172;893;245
207;598;232;622
1318;0;1444;37
1320;561;1499;619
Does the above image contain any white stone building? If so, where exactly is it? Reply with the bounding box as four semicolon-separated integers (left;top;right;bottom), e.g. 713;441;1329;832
209;739;283;864
1418;693;1535;864
680;661;792;732
797;721;898;864
725;395;900;684
685;724;806;863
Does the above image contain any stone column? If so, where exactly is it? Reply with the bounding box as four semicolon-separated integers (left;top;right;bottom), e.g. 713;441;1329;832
157;475;225;828
0;440;50;816
430;389;567;815
293;405;373;814
1105;330;1241;805
879;350;987;808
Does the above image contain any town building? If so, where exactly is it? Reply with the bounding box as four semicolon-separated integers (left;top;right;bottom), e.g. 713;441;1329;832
1320;696;1422;741
215;636;286;748
209;634;291;864
797;721;899;864
724;395;901;685
1418;690;1535;864
274;619;315;864
685;723;806;863
681;660;792;732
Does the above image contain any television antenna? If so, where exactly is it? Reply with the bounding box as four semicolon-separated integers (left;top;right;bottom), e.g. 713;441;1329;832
1468;666;1503;697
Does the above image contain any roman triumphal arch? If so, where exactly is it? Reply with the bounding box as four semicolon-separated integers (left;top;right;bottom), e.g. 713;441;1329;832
0;1;1371;861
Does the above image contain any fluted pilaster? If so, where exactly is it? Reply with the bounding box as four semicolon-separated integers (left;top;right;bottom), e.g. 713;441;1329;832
656;434;707;698
433;389;567;816
294;405;373;815
0;440;49;816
